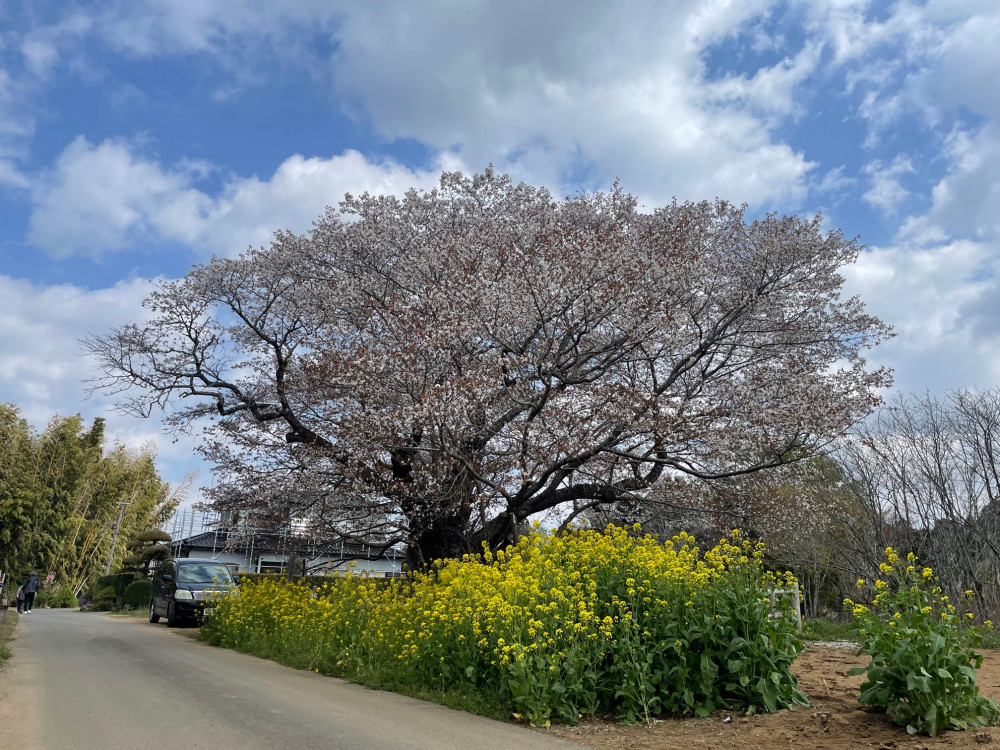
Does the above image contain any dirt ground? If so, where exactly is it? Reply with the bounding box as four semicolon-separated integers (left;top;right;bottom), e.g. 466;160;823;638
545;644;1000;749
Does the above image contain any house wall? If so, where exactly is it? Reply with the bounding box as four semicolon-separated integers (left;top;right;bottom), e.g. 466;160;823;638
178;549;255;572
181;546;403;577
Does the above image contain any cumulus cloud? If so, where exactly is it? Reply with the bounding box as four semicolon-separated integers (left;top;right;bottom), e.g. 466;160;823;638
196;149;461;254
901;10;1000;124
28;136;211;258
845;125;1000;393
329;1;815;206
0;275;153;413
0;273;206;494
11;0;999;214
844;238;998;392
899;125;1000;244
27;138;457;258
30;1;813;207
6;0;1000;409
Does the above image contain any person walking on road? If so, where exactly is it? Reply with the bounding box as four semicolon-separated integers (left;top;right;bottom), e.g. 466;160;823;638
22;571;40;613
16;583;25;614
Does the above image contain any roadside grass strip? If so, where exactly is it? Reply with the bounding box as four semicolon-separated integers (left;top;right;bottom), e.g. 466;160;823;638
203;526;807;726
0;610;17;666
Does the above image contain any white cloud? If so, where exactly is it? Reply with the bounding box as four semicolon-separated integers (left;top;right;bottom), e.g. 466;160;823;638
10;1;996;215
904;11;1000;124
27;136;211;258
0;14;93;190
33;1;813;207
93;0;341;81
899;125;1000;244
196;149;459;254
20;38;60;79
813;165;857;198
706;40;824;122
825;1;1000;141
862;155;915;214
0;158;28;189
0;273;205;495
329;2;815;206
0;275;153;411
0;67;34;173
27;137;457;258
844;238;999;392
15;13;92;80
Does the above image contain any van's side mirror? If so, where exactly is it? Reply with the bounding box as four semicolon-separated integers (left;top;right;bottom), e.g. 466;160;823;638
161;574;173;583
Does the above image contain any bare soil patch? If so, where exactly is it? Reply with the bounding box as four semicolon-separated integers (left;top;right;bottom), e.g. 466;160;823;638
545;645;1000;749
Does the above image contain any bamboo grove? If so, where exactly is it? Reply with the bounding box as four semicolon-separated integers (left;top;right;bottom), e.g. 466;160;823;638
0;403;179;594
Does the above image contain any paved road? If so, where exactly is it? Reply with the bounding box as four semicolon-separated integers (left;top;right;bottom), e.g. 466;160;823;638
0;610;579;750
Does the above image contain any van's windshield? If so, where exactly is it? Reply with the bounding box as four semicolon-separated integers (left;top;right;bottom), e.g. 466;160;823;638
176;562;233;585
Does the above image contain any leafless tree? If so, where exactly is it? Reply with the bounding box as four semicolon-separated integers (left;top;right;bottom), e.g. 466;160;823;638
85;169;892;564
834;390;1000;619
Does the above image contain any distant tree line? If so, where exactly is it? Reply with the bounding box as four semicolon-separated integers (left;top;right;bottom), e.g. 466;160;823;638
592;389;1000;622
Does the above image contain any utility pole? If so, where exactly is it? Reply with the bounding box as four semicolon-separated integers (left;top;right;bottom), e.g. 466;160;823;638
104;501;131;576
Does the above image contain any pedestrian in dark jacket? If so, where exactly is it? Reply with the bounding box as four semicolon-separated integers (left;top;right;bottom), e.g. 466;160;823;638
22;571;40;613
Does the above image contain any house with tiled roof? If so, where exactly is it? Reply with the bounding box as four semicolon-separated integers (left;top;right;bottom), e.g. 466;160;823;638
171;529;405;577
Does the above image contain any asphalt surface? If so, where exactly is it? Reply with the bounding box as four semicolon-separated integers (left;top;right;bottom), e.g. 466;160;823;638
0;609;579;750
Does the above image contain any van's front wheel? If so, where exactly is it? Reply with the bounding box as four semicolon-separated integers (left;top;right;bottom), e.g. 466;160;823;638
149;601;160;624
166;602;178;628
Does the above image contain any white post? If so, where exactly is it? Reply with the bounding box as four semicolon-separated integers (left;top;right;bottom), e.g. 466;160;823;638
793;581;802;632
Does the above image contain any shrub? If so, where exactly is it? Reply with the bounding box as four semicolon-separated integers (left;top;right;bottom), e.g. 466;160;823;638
204;526;807;726
847;548;998;736
96;573;137;599
122;580;152;609
91;586;118;611
802;618;857;642
35;583;79;609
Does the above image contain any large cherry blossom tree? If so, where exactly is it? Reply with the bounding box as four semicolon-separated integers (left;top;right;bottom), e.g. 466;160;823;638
87;170;892;564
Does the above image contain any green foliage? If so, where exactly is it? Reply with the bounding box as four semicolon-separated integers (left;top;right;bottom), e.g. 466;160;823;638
122;528;171;576
847;548;999;736
96;573;136;599
35;583;79;608
974;626;1000;651
91;586;118;611
0;403;181;596
802;618;857;642
122;580;152;609
0;607;17;665
204;526;808;726
234;571;355;587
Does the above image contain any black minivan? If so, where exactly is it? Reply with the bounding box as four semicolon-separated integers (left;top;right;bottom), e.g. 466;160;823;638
149;558;236;627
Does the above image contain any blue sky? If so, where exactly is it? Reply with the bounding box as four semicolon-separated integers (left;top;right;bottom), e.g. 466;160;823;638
1;1;998;507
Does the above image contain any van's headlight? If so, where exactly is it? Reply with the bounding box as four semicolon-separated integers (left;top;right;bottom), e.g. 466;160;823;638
174;589;194;601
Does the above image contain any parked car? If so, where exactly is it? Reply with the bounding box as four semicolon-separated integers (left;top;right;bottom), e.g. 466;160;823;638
149;558;236;627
